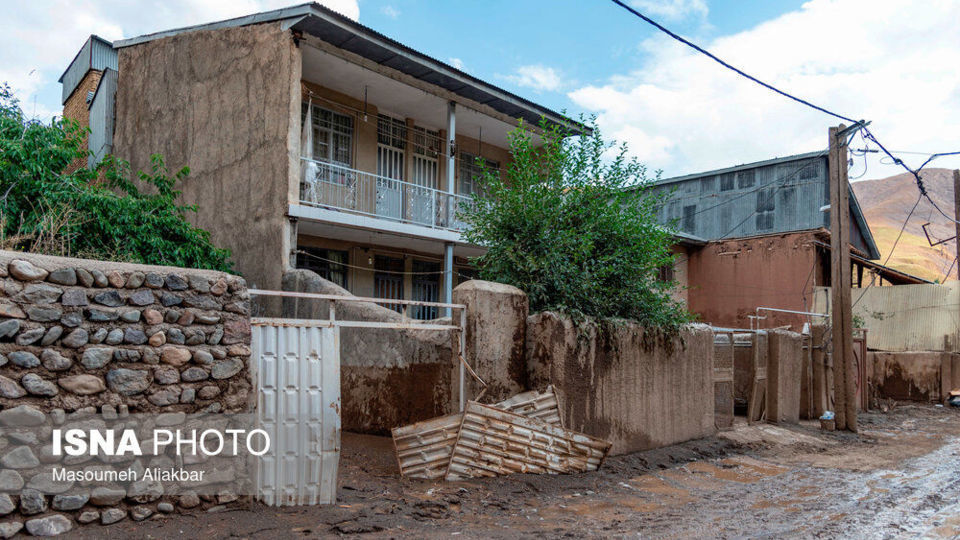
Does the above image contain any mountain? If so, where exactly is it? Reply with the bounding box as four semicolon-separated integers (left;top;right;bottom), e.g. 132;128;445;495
852;168;957;283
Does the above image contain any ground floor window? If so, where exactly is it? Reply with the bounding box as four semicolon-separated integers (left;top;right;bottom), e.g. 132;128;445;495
374;255;405;313
296;247;348;289
411;260;441;320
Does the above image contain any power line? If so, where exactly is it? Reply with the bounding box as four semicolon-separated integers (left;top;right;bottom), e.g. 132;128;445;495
609;0;858;125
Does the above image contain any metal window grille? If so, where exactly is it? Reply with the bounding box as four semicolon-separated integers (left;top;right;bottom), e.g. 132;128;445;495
377;114;407;149
374;256;405;313
458;152;499;197
296;247;348;289
411;260;441;320
302;104;353;168
413;126;440;158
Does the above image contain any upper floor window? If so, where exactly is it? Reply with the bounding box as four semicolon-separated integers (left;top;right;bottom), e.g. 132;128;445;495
459;152;499;197
413;126;441;158
301;103;353;167
378;114;407;150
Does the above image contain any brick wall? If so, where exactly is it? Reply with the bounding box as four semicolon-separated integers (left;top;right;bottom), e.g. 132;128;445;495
61;70;102;173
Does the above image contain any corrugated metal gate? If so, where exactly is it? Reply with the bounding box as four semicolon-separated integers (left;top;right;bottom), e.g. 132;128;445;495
249;289;468;506
252;321;340;506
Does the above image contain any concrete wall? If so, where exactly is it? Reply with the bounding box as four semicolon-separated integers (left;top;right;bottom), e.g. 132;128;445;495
526;313;715;455
113;22;300;290
687;231;824;330
869;351;958;402
0;250;251;531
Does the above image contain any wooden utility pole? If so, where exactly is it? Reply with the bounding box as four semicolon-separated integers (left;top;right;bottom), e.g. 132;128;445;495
954;169;959;280
828;125;857;432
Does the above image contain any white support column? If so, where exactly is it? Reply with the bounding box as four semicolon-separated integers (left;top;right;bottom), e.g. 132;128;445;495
444;101;456;318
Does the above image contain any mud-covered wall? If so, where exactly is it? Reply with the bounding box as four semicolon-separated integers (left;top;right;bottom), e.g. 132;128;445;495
687;232;822;331
869;351;956;402
767;330;802;424
113;22;300;290
0;250;251;532
453;280;527;402
281;270;457;434
526;314;715;455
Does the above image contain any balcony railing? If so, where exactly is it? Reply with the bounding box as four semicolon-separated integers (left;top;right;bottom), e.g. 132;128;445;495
299;157;472;232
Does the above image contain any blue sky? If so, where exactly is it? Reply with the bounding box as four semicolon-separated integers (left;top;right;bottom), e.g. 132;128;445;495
4;0;959;180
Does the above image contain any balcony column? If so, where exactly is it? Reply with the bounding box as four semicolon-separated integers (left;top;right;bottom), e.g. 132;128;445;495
444;101;456;317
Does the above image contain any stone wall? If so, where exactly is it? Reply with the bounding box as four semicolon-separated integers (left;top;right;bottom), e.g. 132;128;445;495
527;313;715;456
0;250;251;534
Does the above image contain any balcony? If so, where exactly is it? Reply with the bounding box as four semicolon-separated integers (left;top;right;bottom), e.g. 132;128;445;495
299;157;472;233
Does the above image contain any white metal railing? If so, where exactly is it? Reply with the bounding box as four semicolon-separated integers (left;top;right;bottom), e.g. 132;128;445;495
299;157;472;232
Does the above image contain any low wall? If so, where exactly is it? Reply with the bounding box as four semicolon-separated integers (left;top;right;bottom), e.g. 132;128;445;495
281;270;457;434
526;313;715;455
870;351;958;402
0;250;251;532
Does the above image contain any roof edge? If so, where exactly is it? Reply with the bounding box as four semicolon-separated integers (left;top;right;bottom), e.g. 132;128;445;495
655;150;826;188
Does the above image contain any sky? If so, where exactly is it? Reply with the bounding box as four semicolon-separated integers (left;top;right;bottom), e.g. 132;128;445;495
4;0;960;182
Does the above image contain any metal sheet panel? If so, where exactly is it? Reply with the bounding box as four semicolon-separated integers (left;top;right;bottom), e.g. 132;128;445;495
392;387;563;480
812;283;960;352
444;401;612;481
254;323;340;506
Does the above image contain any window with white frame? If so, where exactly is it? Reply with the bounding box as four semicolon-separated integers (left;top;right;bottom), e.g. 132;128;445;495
458;152;499;197
302;103;353;167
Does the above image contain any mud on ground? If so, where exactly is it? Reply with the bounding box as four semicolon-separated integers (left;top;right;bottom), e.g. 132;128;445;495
81;404;960;539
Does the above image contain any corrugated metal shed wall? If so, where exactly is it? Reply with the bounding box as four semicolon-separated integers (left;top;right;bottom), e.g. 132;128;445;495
87;68;118;167
60;37;117;104
812;282;960;352
651;155;828;240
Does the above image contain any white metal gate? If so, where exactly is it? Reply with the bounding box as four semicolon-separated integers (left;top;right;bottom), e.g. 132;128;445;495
249;289;471;507
252;320;340;506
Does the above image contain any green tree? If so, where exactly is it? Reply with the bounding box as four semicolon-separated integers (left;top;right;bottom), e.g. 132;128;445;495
0;84;232;271
459;116;689;329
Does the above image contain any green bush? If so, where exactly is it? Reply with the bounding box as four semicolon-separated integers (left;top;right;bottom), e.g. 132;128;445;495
0;84;232;271
459;116;689;330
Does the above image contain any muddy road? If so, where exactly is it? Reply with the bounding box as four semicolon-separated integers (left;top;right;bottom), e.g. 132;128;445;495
90;404;960;539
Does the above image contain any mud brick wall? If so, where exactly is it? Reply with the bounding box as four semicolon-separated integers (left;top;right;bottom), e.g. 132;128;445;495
869;351;959;403
0;250;252;534
527;313;715;455
766;329;802;424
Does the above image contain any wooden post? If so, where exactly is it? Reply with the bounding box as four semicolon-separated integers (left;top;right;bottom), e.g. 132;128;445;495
954;169;959;279
828;125;857;432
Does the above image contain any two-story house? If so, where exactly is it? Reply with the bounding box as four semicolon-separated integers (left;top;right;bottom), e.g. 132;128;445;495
60;3;587;316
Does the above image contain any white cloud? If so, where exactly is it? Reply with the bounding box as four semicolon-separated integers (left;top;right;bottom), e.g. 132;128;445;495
503;64;563;92
380;5;400;19
1;0;359;122
448;57;466;71
569;0;960;181
629;0;707;21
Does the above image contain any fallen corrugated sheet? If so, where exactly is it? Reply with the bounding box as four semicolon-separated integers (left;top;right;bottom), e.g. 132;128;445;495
392;387;562;479
444;401;612;481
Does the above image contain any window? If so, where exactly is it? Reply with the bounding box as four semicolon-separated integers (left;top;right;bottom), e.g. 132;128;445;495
411;260;441;320
296;247;348;289
755;188;776;230
682;205;697;233
413;126;440;158
459;152;499;197
377;114;407;149
737;170;755;189
657;263;674;283
798;160;818;179
301;104;353;167
374;255;404;313
719;173;735;191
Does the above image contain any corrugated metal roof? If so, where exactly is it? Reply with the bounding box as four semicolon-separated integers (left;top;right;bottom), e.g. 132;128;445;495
648;151;881;259
812;282;959;352
111;3;587;135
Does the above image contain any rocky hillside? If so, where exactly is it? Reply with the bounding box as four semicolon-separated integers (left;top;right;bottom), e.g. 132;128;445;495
852;168;957;282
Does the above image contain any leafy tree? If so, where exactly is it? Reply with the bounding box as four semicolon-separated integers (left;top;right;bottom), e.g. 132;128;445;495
0;84;232;271
459;116;689;329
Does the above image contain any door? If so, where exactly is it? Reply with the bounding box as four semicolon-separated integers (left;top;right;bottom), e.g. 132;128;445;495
376;145;404;221
253;321;340;506
374;255;405;313
409;155;438;226
411;260;440;320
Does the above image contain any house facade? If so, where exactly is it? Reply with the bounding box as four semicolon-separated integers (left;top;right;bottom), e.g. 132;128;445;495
650;153;928;329
61;4;585;315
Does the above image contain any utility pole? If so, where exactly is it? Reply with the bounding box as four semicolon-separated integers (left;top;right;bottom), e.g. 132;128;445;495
828;125;857;432
954;169;959;280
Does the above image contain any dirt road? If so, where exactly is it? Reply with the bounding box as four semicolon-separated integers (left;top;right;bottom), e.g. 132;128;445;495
87;404;960;539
